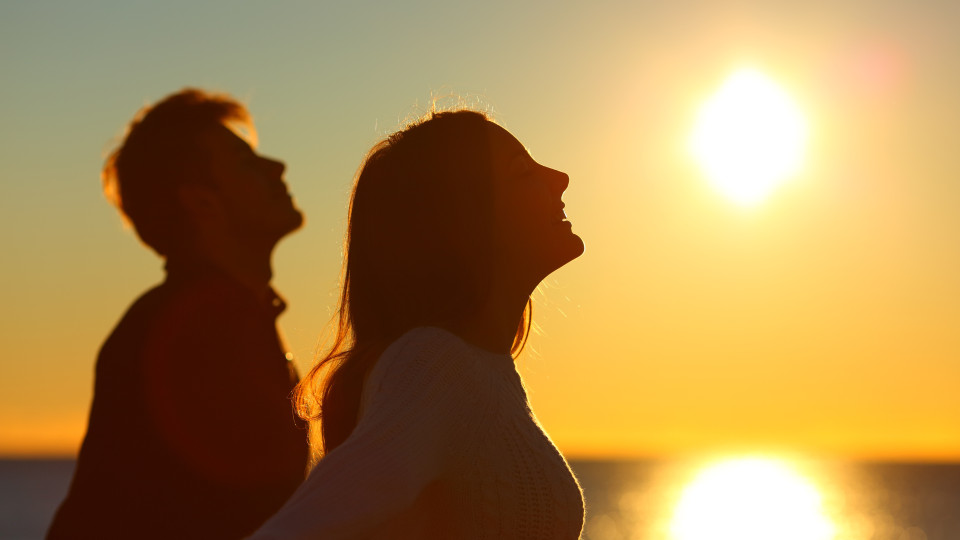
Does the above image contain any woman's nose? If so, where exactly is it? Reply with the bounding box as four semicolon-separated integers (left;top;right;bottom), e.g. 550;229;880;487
548;167;570;194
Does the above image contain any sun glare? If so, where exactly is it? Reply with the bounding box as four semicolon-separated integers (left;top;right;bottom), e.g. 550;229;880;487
670;457;835;540
690;68;808;206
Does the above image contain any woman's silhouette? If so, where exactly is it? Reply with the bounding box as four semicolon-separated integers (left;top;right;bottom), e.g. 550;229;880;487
252;110;585;539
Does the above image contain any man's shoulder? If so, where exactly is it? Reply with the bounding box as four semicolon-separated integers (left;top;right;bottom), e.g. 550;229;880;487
98;281;169;354
129;274;252;322
100;276;252;358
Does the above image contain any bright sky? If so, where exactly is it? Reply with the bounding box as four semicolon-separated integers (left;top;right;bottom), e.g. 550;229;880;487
2;0;960;459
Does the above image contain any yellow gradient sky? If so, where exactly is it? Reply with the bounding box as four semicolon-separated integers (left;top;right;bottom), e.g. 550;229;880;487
2;0;959;459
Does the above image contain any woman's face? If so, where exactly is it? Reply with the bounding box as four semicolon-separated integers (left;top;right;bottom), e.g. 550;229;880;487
486;123;584;285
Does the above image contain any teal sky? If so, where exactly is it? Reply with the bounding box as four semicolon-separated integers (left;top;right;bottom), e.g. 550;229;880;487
3;0;960;458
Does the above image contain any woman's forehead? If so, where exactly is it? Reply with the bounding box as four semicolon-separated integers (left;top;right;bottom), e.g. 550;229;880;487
485;123;527;155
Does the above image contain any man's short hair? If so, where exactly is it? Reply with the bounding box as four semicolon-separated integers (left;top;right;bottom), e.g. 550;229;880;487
102;88;255;257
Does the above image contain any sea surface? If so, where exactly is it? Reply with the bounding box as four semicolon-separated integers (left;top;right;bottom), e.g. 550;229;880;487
2;458;959;540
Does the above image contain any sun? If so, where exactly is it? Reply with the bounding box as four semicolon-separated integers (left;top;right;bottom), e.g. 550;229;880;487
690;68;808;206
669;457;835;540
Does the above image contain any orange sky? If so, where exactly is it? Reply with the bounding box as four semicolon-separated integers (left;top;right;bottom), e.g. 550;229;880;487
2;0;959;459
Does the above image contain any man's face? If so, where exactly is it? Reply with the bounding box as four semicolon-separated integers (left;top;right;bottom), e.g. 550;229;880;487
200;124;304;245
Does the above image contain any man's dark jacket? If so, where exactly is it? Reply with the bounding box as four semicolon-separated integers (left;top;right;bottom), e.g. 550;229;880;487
47;260;309;539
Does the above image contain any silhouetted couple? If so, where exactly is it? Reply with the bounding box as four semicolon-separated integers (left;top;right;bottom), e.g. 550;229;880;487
48;89;585;539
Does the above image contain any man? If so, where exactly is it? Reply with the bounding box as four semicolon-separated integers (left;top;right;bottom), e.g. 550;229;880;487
47;89;309;539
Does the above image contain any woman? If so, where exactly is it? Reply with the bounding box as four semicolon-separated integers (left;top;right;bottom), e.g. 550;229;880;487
252;110;585;539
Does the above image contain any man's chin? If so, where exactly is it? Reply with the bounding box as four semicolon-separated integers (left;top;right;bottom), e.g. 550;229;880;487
254;210;305;245
287;209;305;233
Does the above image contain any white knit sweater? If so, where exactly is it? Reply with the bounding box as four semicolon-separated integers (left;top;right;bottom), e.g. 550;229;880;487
250;326;584;539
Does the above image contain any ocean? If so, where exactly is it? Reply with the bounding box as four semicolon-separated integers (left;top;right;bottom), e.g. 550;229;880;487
2;458;958;539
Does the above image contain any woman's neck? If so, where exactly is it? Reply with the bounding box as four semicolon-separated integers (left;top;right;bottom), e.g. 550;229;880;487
454;283;531;356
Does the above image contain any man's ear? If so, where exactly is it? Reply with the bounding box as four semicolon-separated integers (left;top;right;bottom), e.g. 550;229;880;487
177;183;225;227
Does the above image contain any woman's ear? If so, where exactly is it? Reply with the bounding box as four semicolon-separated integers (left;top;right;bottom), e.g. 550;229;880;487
177;183;225;229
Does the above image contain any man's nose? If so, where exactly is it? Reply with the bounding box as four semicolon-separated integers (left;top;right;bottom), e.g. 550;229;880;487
263;157;286;177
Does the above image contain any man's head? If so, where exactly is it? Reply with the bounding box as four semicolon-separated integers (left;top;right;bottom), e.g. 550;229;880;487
103;89;303;259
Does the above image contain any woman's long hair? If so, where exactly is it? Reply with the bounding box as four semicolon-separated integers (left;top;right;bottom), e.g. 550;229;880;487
296;110;532;456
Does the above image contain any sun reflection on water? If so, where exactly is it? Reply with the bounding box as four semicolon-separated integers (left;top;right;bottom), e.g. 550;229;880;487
576;457;954;540
668;457;835;540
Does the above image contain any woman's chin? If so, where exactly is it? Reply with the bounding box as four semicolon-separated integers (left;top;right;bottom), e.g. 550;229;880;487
546;233;585;275
571;232;585;257
561;231;585;262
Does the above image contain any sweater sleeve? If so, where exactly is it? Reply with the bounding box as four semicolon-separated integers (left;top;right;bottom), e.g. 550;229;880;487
249;327;484;540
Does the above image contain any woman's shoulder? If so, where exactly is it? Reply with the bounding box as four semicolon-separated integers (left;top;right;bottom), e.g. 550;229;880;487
384;326;468;355
362;327;504;408
382;326;514;371
375;326;475;379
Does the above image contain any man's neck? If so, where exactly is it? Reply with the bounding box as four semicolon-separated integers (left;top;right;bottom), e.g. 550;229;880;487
178;238;276;300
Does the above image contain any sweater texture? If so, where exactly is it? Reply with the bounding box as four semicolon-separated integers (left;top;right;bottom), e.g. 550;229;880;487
251;326;584;539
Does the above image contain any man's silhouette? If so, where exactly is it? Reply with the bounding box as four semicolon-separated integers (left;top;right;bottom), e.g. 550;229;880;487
47;89;309;539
